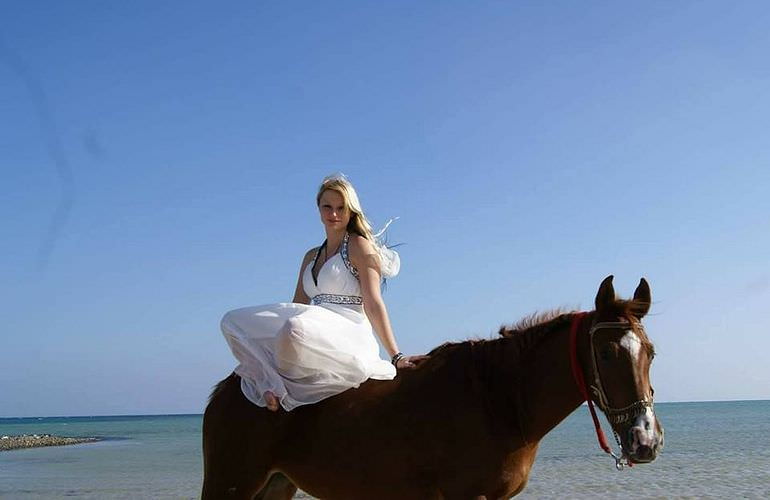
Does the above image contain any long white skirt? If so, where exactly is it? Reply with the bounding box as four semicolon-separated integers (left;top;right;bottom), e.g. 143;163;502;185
221;302;396;411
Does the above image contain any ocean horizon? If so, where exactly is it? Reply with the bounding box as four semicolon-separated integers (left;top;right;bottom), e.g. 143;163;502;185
4;397;766;420
2;400;769;498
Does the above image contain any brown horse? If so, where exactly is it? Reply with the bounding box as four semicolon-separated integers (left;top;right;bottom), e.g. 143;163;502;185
202;276;663;499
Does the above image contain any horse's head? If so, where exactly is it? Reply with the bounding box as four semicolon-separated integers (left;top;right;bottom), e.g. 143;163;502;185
590;276;664;464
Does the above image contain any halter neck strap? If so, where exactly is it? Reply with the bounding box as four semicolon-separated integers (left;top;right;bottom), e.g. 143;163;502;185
310;241;326;287
340;233;360;280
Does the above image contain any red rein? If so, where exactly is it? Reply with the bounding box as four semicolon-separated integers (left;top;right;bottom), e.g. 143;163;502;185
569;312;617;458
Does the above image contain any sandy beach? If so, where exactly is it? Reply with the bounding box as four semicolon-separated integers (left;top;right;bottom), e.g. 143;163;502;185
0;434;99;452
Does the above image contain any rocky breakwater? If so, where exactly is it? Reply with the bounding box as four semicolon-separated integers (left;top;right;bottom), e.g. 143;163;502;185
0;434;100;451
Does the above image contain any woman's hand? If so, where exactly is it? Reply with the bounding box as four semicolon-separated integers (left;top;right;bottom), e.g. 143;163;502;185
396;354;430;370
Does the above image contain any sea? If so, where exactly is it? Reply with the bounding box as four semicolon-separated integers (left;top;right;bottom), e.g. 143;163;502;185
1;400;768;499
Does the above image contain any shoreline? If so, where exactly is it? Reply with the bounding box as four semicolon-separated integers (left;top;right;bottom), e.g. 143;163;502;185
0;434;100;452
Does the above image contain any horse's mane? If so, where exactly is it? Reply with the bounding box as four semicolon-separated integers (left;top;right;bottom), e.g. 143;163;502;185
425;308;576;364
498;308;576;340
424;297;654;365
208;372;238;403
502;299;655;358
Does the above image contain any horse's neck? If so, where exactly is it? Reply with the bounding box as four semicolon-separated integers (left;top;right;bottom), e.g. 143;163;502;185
468;340;521;431
517;312;594;443
424;314;594;445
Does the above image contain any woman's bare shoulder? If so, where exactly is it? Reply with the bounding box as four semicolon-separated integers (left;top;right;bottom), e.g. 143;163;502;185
302;246;320;264
348;233;376;256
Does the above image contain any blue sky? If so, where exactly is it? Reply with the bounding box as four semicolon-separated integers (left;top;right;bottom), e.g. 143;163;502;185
2;1;769;417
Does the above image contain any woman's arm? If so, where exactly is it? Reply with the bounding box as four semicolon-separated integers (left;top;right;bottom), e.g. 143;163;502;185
349;235;428;369
292;247;317;304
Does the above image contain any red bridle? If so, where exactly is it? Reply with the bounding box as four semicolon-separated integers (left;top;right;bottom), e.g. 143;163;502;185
569;312;634;469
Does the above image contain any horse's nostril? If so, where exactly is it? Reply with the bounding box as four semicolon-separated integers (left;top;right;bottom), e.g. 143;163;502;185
635;445;653;460
644;421;650;431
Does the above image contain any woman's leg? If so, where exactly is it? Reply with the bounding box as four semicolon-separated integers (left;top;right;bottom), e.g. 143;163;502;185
221;305;297;409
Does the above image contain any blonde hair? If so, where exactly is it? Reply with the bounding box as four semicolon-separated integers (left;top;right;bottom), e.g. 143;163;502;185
316;174;375;242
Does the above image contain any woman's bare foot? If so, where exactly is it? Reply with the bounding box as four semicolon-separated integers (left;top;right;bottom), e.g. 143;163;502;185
263;391;280;412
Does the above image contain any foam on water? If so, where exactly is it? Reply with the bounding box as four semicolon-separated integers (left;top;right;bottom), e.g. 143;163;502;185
1;401;768;499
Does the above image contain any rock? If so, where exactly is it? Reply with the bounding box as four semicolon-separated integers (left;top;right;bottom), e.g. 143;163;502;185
0;434;100;451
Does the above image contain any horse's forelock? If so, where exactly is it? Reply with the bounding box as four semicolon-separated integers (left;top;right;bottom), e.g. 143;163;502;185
610;298;656;356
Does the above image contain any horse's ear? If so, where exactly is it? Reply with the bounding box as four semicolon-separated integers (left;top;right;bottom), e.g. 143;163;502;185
595;275;615;312
632;278;651;318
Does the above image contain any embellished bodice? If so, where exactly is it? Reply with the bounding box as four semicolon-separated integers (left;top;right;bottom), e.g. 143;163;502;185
302;233;362;304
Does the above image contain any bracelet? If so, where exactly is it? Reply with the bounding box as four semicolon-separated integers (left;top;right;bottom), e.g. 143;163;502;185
391;352;405;367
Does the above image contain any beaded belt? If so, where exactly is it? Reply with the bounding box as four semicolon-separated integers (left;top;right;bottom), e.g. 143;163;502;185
311;293;363;306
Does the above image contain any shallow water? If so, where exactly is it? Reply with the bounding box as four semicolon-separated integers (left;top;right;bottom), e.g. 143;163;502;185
520;400;770;499
1;401;768;498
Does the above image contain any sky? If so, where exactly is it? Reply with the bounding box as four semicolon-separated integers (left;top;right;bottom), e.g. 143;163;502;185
1;1;769;417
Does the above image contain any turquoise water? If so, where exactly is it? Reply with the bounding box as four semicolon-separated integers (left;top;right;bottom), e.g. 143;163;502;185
1;401;769;498
520;400;770;499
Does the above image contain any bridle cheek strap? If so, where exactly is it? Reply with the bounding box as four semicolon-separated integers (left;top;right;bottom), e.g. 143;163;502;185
569;312;613;455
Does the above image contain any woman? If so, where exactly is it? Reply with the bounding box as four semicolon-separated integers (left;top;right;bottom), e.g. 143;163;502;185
221;174;427;412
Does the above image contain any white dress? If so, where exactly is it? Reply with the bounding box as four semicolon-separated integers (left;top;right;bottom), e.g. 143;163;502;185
221;233;398;411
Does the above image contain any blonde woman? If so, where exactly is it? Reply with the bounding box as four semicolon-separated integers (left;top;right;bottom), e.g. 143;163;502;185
221;174;427;412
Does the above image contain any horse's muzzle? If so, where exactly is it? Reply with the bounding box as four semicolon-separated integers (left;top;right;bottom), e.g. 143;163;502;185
626;407;664;464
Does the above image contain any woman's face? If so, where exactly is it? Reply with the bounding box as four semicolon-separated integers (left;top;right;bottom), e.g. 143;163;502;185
318;189;351;232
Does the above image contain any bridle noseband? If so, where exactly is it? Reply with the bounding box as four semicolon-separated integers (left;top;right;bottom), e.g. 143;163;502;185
569;312;655;469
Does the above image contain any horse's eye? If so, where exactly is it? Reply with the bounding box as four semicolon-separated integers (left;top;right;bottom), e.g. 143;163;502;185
599;348;611;362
